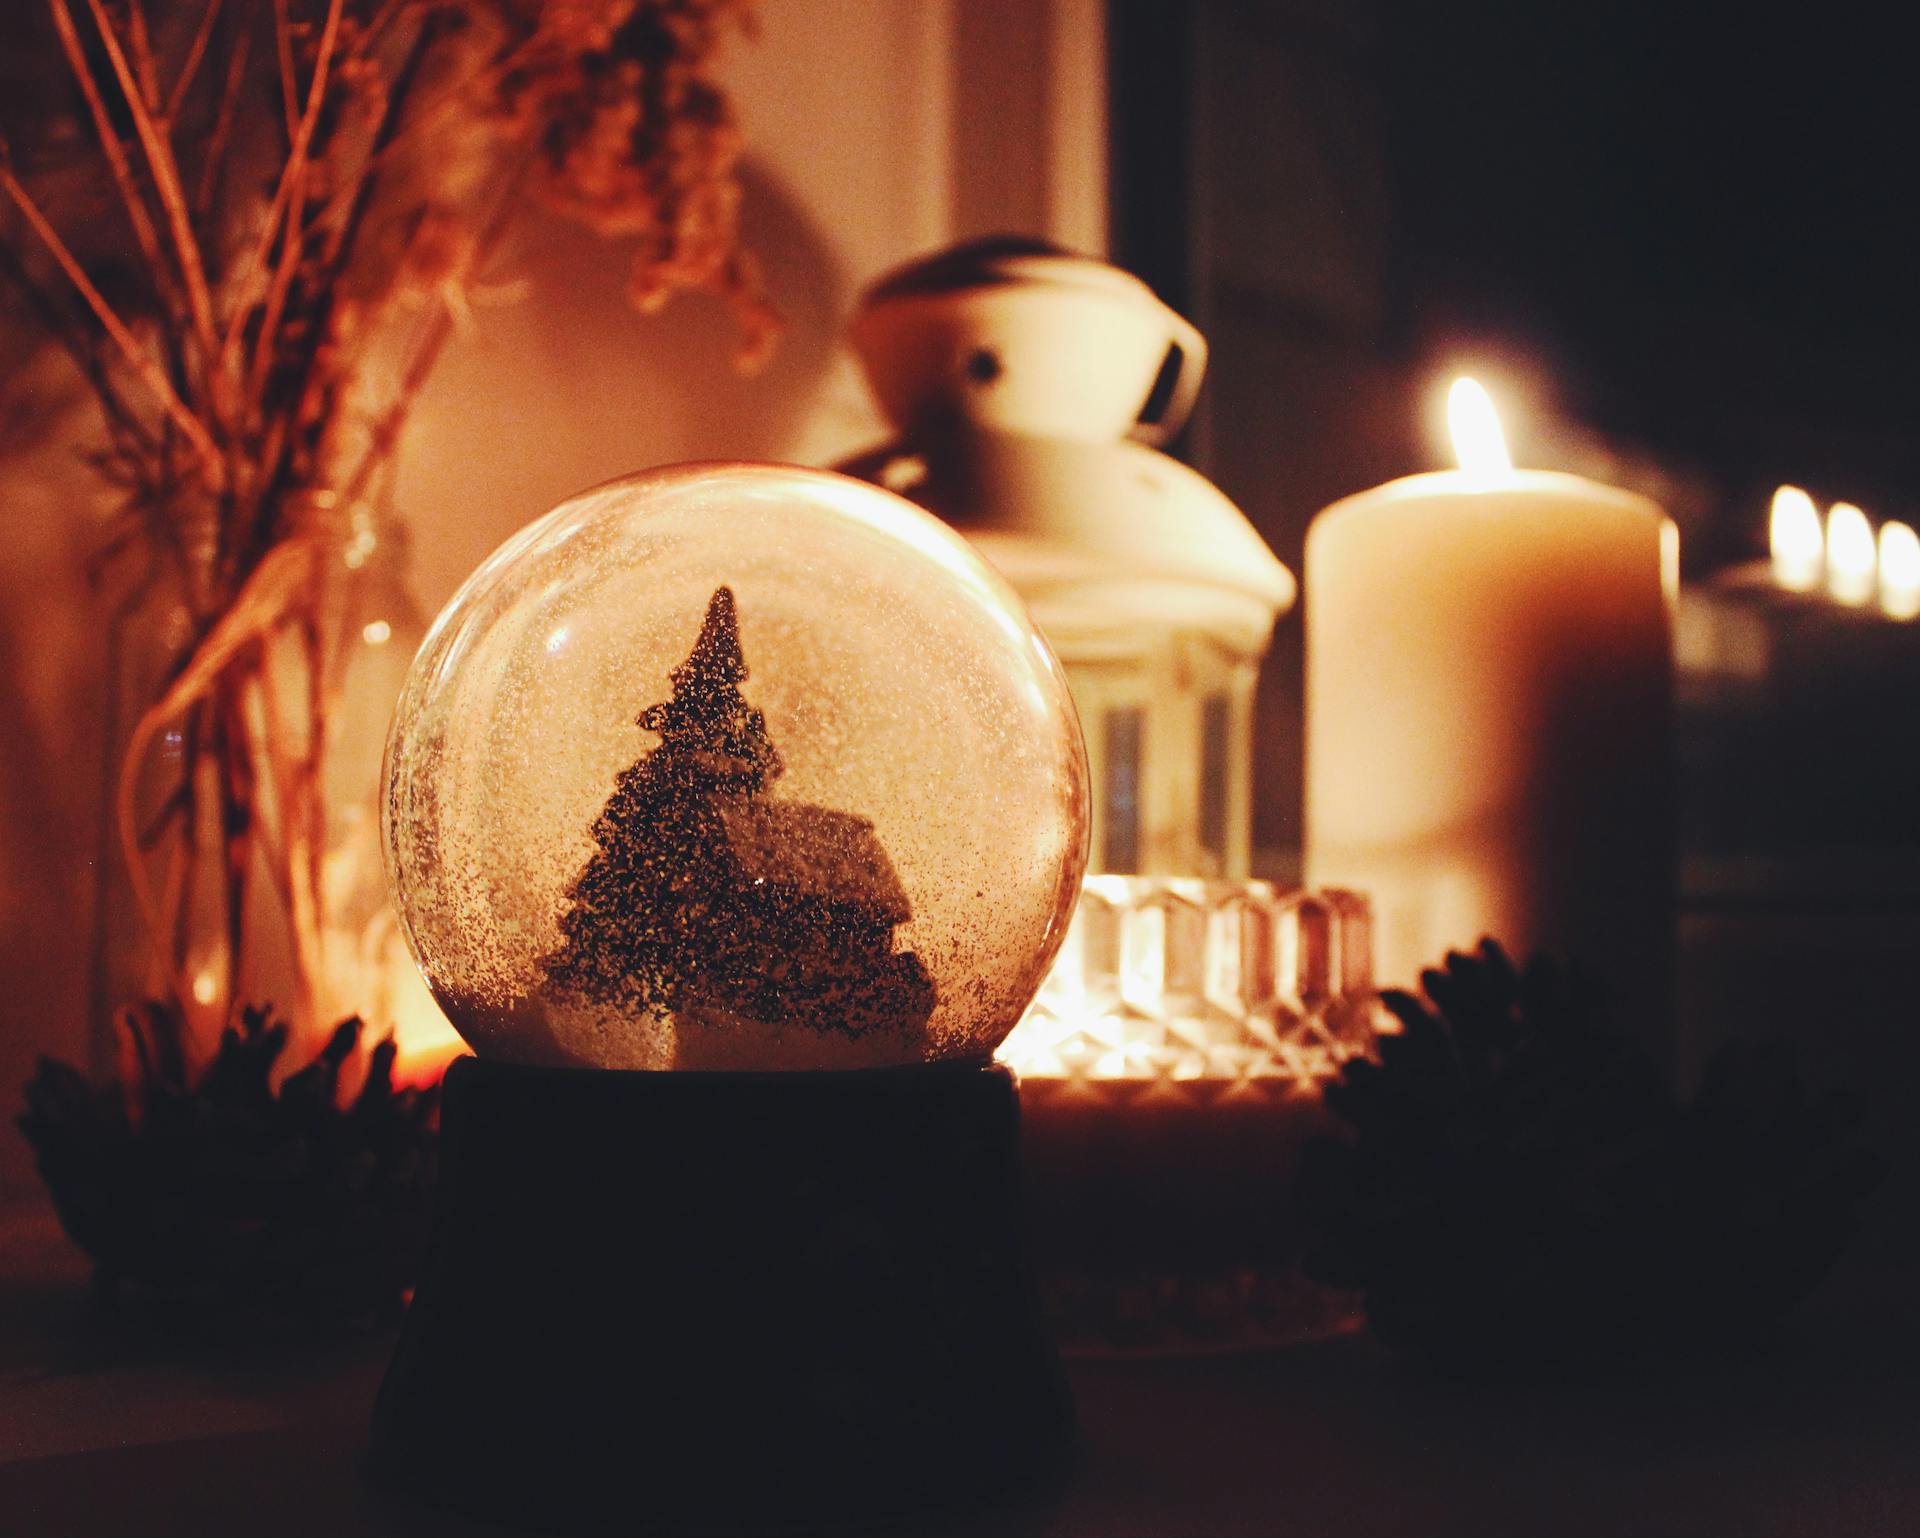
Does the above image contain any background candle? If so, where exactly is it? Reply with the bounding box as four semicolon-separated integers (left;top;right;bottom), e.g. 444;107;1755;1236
1824;502;1877;605
1304;380;1678;1062
1880;522;1920;619
1770;485;1824;592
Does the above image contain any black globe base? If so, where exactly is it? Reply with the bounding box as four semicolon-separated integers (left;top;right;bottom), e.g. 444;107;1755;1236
368;1055;1074;1533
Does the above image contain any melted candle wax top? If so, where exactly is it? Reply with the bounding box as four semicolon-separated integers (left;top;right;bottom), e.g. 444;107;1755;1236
536;586;937;1069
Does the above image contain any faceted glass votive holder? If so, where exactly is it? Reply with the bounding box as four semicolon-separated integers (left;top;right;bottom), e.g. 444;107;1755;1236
997;878;1377;1353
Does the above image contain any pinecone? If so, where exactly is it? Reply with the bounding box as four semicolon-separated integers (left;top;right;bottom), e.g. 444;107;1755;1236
19;1003;439;1334
1298;941;1883;1372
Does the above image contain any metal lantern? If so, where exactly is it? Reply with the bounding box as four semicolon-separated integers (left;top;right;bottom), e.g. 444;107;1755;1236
840;238;1294;879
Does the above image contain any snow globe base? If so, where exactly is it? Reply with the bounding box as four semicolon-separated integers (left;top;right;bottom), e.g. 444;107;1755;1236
368;1054;1075;1533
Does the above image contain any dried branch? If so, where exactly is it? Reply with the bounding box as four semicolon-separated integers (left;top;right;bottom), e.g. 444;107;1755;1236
0;238;156;457
46;0;174;315
317;8;441;274
192;18;251;218
349;27;547;189
224;0;346;384
214;676;255;1015
0;161;220;472
137;779;193;850
117;536;323;1011
247;0;349;411
124;0;161;112
272;0;302;146
360;0;416;47
11;0;773;1052
81;0;223;382
166;0;227;121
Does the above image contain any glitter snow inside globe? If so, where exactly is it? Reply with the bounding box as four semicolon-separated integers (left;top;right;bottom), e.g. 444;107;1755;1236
383;462;1090;1073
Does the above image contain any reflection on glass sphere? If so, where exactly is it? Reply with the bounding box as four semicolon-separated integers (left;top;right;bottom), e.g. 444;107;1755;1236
383;463;1090;1070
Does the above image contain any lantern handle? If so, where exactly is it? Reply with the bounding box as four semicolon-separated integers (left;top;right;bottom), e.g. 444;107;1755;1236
1131;306;1209;447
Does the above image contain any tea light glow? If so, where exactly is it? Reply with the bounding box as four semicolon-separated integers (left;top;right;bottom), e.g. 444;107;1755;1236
1826;502;1878;604
1769;485;1823;591
1879;521;1920;620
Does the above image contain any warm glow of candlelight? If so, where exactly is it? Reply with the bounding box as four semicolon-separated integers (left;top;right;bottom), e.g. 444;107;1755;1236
1768;485;1823;591
1826;502;1877;604
385;947;468;1087
1447;377;1512;477
1879;521;1920;619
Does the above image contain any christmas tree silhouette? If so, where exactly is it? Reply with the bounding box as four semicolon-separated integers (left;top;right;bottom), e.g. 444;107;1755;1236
542;586;935;1044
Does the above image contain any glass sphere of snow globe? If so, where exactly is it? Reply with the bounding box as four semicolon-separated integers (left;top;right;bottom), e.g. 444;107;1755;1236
383;463;1090;1072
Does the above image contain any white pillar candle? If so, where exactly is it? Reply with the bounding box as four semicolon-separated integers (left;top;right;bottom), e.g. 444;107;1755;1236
1305;379;1678;1055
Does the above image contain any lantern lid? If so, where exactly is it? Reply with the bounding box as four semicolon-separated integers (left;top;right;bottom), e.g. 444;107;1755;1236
839;432;1296;654
865;236;1162;310
849;237;1211;446
843;240;1292;652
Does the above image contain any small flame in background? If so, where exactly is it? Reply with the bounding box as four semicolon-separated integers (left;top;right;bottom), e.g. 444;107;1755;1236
1825;502;1877;605
1763;486;1920;619
1769;486;1823;591
1879;522;1920;619
1447;377;1513;477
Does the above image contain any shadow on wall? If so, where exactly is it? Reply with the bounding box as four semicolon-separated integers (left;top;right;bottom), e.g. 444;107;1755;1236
400;158;854;611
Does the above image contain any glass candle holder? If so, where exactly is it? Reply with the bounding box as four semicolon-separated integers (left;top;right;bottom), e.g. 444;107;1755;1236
998;878;1376;1353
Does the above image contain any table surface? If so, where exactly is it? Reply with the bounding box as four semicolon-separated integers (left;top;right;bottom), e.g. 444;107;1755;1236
3;1199;1918;1538
7;905;1919;1537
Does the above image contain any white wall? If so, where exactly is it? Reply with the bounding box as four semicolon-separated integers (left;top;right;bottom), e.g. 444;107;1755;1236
403;0;1106;609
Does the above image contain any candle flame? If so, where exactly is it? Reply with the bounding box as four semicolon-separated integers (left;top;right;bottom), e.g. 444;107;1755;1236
1768;485;1823;591
1447;377;1512;477
1826;502;1877;604
1879;520;1920;619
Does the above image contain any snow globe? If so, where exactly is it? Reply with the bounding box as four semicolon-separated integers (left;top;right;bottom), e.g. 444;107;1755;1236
370;464;1087;1532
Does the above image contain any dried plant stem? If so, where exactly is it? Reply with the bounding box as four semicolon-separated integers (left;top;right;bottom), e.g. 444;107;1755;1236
0;241;154;458
46;0;174;323
272;0;303;147
214;688;251;1017
0;164;220;472
287;611;328;1024
194;21;251;219
154;790;193;993
228;0;346;391
361;0;414;47
320;11;442;274
248;641;303;909
125;0;162;112
355;33;546;188
116;538;323;1016
82;0;223;389
246;0;347;409
9;0;770;1051
166;0;227;121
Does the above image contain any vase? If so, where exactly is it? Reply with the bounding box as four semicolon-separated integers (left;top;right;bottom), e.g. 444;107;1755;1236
87;497;460;1079
313;508;465;1083
87;554;197;1073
